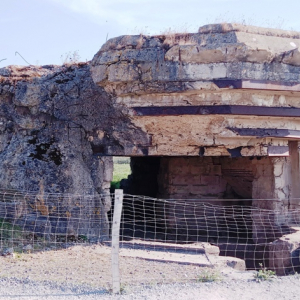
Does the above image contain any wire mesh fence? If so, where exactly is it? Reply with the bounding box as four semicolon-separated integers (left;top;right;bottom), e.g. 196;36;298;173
120;195;300;243
0;188;115;288
0;188;300;290
115;194;300;285
0;189;111;251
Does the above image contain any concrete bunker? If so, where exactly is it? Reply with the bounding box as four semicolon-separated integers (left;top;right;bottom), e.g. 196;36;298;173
1;23;300;274
92;23;300;273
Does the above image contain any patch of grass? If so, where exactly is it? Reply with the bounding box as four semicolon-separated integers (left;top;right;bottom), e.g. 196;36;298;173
0;218;23;241
254;263;276;282
111;158;131;190
197;269;222;282
113;163;131;182
0;218;26;252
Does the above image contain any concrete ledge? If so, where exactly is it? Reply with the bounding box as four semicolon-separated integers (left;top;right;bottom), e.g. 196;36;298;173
105;240;220;256
104;240;245;271
198;23;300;38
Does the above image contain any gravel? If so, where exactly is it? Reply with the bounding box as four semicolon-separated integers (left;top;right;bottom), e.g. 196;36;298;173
1;274;300;300
1;244;299;299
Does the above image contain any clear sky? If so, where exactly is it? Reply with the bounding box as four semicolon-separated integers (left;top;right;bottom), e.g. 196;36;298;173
1;0;300;67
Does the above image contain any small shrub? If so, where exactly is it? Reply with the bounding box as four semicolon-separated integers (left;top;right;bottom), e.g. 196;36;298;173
110;181;121;190
254;263;276;282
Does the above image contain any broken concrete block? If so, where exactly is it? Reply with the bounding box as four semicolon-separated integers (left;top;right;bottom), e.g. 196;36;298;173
268;227;300;275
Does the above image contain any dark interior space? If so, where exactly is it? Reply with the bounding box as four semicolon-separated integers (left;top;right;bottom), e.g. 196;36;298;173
119;157;162;241
120;157;161;197
113;156;255;245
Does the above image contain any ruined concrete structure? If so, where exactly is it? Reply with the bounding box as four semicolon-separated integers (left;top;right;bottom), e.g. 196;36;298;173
1;23;300;271
92;23;300;244
92;24;300;197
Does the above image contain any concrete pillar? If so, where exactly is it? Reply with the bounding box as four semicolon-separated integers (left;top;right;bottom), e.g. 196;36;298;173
252;157;291;243
252;157;274;207
289;141;300;209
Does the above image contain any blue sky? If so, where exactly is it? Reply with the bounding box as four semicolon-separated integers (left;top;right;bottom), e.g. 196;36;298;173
1;0;300;67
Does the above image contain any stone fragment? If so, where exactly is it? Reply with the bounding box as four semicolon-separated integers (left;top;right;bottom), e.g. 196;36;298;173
268;227;300;275
22;244;33;252
210;255;246;271
1;248;14;257
202;243;220;256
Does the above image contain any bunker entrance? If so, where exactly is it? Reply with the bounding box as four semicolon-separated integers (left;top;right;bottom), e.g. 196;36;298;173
119;157;162;240
113;155;300;272
118;156;261;244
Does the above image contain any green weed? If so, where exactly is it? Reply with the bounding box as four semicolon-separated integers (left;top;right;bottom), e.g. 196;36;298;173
254;263;276;282
197;269;222;282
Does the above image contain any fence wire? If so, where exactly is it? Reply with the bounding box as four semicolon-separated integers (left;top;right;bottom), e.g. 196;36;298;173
115;194;300;284
0;189;113;288
0;189;300;289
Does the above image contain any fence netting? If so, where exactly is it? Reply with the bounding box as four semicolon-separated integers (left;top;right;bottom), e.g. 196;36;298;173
116;194;300;284
0;189;113;288
1;189;300;288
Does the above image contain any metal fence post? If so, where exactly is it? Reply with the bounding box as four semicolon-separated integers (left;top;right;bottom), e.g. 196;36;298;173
111;189;123;294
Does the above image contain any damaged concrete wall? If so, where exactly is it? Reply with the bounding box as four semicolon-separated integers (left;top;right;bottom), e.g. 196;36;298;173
0;64;112;195
91;23;300;157
0;64;148;238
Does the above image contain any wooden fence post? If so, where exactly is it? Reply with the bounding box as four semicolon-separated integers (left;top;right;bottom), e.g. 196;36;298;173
111;189;123;294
